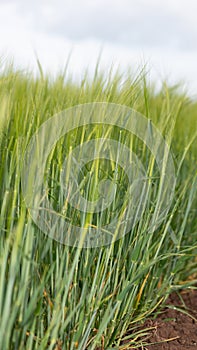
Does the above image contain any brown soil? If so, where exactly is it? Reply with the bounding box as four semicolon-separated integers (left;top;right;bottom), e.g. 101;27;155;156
123;288;197;350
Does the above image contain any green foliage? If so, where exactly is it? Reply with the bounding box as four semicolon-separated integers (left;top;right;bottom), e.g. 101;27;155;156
0;63;196;349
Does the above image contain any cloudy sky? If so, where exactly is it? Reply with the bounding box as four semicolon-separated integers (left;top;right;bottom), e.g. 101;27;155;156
0;0;197;96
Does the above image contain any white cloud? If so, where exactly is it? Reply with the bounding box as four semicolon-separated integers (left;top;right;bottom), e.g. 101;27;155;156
0;0;197;97
8;0;197;51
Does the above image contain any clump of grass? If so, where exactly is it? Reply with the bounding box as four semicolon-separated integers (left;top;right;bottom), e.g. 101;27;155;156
0;62;196;349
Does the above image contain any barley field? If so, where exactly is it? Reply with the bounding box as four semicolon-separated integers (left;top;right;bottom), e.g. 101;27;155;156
0;63;196;349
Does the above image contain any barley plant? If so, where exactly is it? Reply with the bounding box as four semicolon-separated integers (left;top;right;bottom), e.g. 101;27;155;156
0;62;196;349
